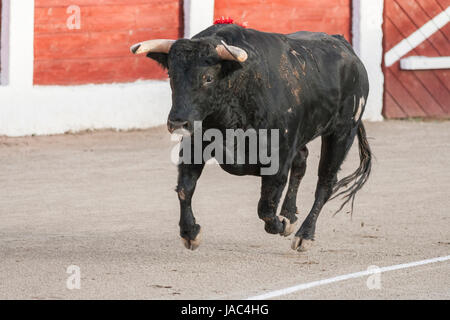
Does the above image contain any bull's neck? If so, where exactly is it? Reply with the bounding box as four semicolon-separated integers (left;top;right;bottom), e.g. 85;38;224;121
206;68;270;130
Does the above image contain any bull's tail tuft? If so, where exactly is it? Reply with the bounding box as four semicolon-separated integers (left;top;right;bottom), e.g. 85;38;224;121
331;123;372;215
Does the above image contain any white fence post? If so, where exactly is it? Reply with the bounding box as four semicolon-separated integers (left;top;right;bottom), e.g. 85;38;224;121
353;0;384;121
184;0;215;39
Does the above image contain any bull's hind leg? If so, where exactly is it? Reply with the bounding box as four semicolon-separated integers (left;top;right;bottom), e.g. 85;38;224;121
177;163;204;250
291;127;357;251
280;146;309;229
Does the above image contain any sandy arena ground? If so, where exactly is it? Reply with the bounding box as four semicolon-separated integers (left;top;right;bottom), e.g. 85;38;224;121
0;120;449;299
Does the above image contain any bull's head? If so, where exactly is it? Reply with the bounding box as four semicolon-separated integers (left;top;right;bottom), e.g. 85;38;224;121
130;38;248;134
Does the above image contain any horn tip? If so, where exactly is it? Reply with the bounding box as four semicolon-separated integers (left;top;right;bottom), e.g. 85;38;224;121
130;43;141;54
238;52;248;62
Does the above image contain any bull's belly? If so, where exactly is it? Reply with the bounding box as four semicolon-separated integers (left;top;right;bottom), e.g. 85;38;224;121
218;163;262;176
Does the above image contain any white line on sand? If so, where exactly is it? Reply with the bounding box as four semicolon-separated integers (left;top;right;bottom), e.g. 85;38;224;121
245;255;450;300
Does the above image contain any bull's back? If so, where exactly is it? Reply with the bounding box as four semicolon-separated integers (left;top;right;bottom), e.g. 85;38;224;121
285;30;368;108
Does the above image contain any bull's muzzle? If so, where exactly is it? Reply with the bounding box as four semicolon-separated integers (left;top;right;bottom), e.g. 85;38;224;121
167;119;190;134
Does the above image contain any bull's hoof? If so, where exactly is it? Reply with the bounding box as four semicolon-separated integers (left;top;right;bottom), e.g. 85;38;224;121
291;236;314;252
181;228;202;250
278;216;296;237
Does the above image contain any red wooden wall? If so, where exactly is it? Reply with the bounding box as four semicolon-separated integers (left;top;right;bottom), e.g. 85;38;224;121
215;0;352;42
33;0;351;86
383;0;450;118
34;0;183;85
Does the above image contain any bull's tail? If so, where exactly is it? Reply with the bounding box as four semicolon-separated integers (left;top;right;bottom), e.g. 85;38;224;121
331;123;372;215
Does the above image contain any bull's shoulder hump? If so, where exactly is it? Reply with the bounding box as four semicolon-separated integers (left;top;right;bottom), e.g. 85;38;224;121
286;31;350;46
286;31;328;41
286;31;356;55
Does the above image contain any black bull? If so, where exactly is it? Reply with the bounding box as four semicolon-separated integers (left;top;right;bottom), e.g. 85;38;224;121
131;24;372;251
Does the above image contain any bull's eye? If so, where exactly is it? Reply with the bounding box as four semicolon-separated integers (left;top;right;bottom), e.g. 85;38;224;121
203;75;213;85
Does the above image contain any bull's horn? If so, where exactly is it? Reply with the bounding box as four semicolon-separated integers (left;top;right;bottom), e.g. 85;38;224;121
130;39;176;55
216;40;248;62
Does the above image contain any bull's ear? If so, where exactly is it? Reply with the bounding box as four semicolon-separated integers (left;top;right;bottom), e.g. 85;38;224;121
146;52;169;70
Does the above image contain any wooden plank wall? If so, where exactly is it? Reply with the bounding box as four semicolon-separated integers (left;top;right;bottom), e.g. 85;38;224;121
34;0;183;85
214;0;352;41
34;0;351;86
383;0;450;118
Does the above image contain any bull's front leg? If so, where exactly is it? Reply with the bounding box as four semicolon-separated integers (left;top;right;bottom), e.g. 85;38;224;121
258;173;295;236
176;162;204;250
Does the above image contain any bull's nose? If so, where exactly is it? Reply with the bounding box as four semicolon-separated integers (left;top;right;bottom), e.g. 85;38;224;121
167;119;189;133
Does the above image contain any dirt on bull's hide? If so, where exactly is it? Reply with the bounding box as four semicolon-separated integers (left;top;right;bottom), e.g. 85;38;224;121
279;53;302;104
279;53;290;78
232;71;250;94
178;188;186;201
290;49;306;76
